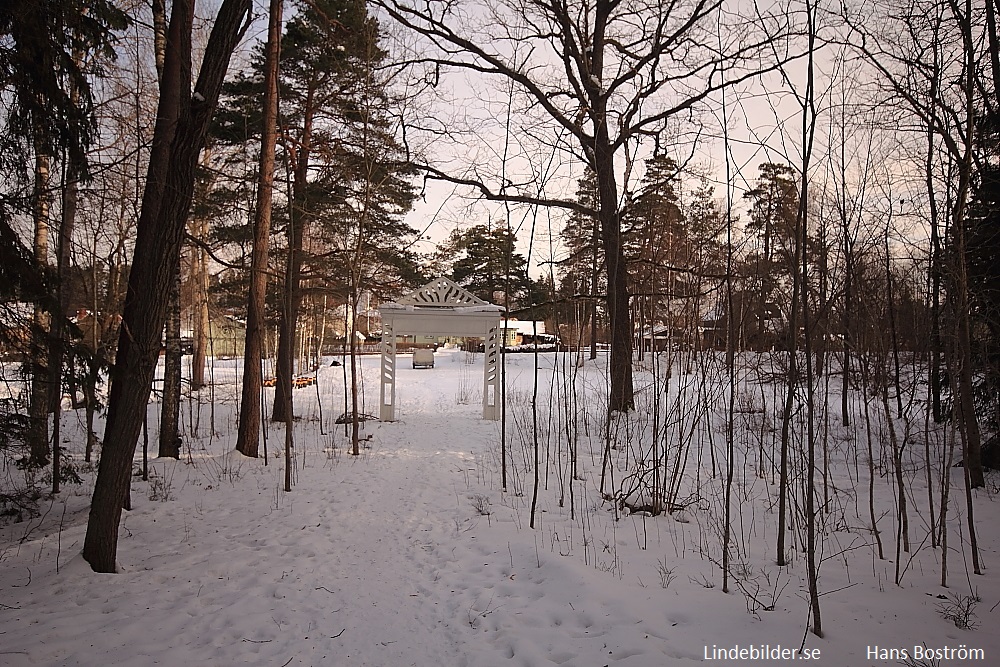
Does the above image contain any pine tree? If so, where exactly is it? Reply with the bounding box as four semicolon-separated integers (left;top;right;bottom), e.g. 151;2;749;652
742;162;800;346
447;224;535;307
622;156;688;332
559;169;603;357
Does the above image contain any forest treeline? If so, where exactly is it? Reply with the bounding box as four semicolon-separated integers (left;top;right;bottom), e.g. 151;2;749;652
0;0;997;630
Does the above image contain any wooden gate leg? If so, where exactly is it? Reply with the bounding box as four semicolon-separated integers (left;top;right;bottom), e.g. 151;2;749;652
482;323;500;420
379;324;396;421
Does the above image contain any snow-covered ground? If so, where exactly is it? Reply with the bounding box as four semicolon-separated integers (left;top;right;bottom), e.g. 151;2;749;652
1;348;997;666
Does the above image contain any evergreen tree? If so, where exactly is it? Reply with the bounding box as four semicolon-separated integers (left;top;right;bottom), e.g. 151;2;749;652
742;162;800;344
0;0;127;178
685;177;726;275
218;0;403;422
559;169;604;298
446;224;537;307
622;156;688;326
966;107;1000;452
1;0;127;468
558;169;604;356
310;41;424;302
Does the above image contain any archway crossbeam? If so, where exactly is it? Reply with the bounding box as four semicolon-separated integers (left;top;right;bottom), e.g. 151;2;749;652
378;277;503;421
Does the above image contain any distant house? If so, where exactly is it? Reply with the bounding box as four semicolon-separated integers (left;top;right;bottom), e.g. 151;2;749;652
207;315;247;357
639;324;673;352
699;316;728;351
501;320;552;347
179;308;247;358
699;296;786;351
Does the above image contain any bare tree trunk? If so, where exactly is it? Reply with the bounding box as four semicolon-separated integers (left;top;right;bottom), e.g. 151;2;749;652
801;206;822;635
950;0;985;487
272;102;313;423
928;129;943;422
190;215;210;390
834;97;855;426
863;362;884;560
800;5;822;634
152;0;167;79
349;290;361;456
589;224;600;361
159;269;182;459
272;225;305;423
939;423;956;586
590;0;633;412
83;0;251;573
719;52;736;594
84;360;97;462
842;258;852;426
47;41;85;473
954;161;984;571
236;0;282;455
988;0;1000;99
884;231;904;418
281;158;296;491
28;149;52;467
924;393;938;548
283;268;294;492
884;380;909;586
49;162;78;493
593;135;633;412
775;270;798;568
153;0;179;462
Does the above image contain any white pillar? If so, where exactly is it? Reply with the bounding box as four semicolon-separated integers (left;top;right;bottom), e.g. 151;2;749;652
482;321;500;420
379;322;397;421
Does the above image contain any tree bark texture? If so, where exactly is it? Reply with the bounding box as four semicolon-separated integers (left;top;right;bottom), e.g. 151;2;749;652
28;150;52;466
159;268;182;458
590;0;633;412
271;104;312;423
190;219;210;391
236;0;282;454
271;216;306;423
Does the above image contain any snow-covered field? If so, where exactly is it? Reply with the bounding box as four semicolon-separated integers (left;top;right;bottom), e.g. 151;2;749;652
1;348;997;666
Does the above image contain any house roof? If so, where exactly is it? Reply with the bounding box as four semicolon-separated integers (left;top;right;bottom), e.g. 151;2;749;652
640;324;672;338
502;320;546;335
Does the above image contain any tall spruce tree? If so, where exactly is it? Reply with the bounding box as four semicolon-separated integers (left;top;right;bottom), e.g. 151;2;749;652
622;156;688;330
1;0;128;467
742;163;800;346
967;106;1000;457
559;169;603;357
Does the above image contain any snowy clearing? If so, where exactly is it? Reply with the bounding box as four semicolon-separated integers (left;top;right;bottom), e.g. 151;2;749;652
1;348;998;666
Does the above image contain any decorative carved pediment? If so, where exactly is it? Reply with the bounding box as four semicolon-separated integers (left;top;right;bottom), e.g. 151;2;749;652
395;277;491;307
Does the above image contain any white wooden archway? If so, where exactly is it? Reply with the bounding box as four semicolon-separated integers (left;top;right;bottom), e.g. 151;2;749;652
378;277;503;421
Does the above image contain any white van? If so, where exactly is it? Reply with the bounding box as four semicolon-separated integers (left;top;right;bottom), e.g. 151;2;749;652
412;349;435;369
